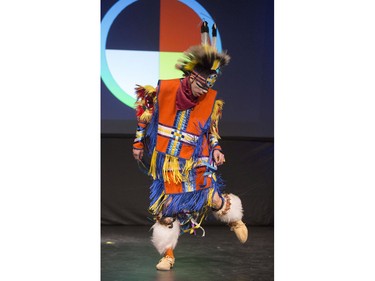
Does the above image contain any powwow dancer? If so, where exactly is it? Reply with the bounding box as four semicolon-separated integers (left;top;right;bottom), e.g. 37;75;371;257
132;22;248;271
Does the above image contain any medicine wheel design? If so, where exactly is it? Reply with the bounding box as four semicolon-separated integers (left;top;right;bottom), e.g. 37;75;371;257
101;0;223;108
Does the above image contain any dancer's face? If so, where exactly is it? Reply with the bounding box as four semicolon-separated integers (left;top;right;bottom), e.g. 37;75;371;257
189;74;208;97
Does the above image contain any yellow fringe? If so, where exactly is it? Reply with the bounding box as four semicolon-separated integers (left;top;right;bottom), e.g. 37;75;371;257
139;109;152;123
212;173;217;182
162;155;183;184
210;100;224;139
149;192;169;215
149;149;198;184
182;158;194;180
206;187;215;207
211;100;224;122
149;150;158;179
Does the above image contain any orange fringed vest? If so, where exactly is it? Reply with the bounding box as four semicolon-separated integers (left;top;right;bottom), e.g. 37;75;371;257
148;79;217;196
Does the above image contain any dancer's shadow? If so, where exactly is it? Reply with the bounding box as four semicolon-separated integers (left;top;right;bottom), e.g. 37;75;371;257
154;270;176;281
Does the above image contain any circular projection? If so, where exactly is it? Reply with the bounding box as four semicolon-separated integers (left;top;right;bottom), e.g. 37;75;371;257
101;0;222;108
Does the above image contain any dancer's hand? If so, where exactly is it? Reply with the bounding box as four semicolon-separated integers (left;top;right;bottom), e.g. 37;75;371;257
213;150;225;166
133;148;143;161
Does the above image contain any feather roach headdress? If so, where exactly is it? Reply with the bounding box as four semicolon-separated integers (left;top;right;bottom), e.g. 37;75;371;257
175;21;230;89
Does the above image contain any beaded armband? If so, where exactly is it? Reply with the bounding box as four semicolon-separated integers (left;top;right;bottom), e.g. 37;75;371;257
209;134;222;151
133;122;147;150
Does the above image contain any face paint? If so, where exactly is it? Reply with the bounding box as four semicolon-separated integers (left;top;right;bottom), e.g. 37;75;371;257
196;80;208;91
191;71;217;90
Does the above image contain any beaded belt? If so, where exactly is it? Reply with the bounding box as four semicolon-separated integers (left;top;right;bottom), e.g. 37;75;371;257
158;124;199;146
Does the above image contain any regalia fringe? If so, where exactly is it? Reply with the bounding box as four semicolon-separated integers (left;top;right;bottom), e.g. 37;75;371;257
145;101;158;156
148;172;225;217
210;100;224;139
149;186;219;217
192;119;211;160
149;179;168;213
149;150;193;183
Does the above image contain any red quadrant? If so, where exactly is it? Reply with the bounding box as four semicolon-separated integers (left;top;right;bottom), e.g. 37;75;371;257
160;0;202;52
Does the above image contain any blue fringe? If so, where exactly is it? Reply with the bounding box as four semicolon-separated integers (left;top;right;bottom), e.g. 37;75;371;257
162;188;210;217
155;151;165;179
149;179;164;206
146;101;158;157
148;170;225;218
148;177;217;217
192;118;211;160
213;172;225;193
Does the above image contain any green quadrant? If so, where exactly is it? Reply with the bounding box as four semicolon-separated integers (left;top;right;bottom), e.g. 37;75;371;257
159;52;184;80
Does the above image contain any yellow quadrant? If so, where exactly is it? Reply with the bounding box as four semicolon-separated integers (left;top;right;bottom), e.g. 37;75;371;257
159;52;184;80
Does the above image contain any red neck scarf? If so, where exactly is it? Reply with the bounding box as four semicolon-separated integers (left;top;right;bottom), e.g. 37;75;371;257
176;77;198;111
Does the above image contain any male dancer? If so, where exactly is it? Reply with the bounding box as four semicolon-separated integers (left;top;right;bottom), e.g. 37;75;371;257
133;22;248;271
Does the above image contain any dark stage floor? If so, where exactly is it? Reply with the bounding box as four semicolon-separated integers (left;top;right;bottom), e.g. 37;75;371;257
101;225;274;281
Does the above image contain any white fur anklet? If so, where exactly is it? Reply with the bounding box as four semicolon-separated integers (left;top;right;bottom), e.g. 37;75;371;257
151;220;180;255
212;193;244;223
213;193;248;243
